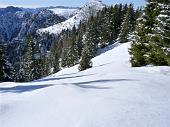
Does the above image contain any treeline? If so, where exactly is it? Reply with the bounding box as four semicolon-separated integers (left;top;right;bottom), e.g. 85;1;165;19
51;4;141;71
0;3;141;82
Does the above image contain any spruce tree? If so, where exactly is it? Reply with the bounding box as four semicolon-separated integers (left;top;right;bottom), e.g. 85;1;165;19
24;36;42;81
79;17;98;71
61;48;68;68
150;0;170;65
79;46;92;71
118;4;135;43
129;0;159;67
66;26;79;67
0;43;14;82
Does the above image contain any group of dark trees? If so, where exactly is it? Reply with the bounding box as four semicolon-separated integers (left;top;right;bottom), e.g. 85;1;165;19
51;4;141;72
130;0;170;67
0;44;14;82
0;3;140;82
2;0;169;82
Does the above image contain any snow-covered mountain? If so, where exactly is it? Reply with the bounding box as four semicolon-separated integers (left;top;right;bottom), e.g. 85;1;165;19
48;6;79;19
0;42;170;127
38;0;105;35
0;1;104;43
0;6;65;43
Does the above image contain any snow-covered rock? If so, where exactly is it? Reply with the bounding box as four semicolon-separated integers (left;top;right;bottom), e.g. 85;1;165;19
0;42;170;127
38;0;105;35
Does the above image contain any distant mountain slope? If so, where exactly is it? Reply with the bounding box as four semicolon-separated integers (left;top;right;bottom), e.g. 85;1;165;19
38;0;105;35
0;6;22;15
0;42;170;127
38;6;79;19
49;7;78;19
0;6;66;43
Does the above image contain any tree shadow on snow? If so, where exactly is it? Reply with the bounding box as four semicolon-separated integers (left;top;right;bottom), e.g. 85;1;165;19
0;84;53;93
33;74;95;83
71;79;135;89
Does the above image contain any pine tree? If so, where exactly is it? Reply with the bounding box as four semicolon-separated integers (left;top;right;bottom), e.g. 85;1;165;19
52;51;60;73
118;4;135;43
24;36;42;81
79;17;98;71
150;0;170;65
51;44;60;73
61;47;68;68
66;26;80;67
112;4;127;41
0;43;14;82
129;0;159;67
15;58;25;82
79;46;92;71
99;7;112;46
50;37;63;73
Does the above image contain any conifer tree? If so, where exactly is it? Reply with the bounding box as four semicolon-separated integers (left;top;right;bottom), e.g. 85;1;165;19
24;36;42;81
79;16;98;71
129;0;159;67
66;26;80;67
79;45;92;71
61;48;68;68
52;51;60;73
0;43;14;82
118;4;135;43
149;0;170;65
51;43;60;73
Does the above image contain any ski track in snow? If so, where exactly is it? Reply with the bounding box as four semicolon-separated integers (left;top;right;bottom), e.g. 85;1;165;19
0;42;170;127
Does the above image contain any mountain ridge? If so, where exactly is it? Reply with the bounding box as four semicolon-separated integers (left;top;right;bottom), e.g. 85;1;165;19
38;0;105;35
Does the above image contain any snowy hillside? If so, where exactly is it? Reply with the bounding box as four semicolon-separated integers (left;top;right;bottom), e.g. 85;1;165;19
0;6;65;43
38;0;104;35
49;7;79;19
0;42;170;127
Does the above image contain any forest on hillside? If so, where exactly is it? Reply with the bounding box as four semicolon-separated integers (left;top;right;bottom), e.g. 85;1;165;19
0;0;169;82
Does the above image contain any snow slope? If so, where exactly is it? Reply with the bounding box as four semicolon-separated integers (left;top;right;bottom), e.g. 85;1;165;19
49;8;78;19
38;0;104;35
0;42;170;127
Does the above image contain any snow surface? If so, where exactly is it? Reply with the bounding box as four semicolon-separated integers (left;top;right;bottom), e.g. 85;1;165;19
0;42;170;127
38;0;104;35
49;8;78;19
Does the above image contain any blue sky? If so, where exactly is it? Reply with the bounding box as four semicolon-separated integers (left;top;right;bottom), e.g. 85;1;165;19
0;0;145;8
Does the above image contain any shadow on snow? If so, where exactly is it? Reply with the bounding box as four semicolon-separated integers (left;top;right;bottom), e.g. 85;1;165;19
0;84;53;93
33;74;95;83
71;79;135;89
0;79;137;93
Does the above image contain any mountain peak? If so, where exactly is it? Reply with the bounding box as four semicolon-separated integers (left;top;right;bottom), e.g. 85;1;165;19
38;0;104;35
88;0;102;3
87;0;103;5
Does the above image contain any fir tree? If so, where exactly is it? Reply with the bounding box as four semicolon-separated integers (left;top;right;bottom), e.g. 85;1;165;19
61;47;68;68
79;46;92;71
66;26;80;67
0;43;14;82
24;36;42;81
150;0;170;65
79;17;98;71
130;0;159;67
118;4;135;43
51;43;60;73
52;51;60;73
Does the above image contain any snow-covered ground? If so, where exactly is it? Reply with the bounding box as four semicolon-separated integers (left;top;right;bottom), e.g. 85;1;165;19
49;8;78;19
0;42;170;127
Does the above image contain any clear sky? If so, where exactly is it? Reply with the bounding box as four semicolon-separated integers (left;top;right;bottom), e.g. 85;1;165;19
0;0;146;8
